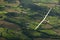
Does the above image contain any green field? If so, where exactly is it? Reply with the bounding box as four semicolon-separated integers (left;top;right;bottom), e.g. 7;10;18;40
0;0;60;40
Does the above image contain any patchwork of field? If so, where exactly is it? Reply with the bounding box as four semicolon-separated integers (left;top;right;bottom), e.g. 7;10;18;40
0;0;60;40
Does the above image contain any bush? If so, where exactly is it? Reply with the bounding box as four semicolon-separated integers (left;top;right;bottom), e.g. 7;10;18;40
5;12;19;17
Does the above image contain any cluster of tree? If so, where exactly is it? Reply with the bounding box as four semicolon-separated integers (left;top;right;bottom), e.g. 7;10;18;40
4;0;17;3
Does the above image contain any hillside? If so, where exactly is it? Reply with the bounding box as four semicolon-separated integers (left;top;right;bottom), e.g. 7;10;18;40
0;0;60;40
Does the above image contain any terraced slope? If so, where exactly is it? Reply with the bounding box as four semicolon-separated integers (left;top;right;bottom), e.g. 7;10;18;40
0;0;60;40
